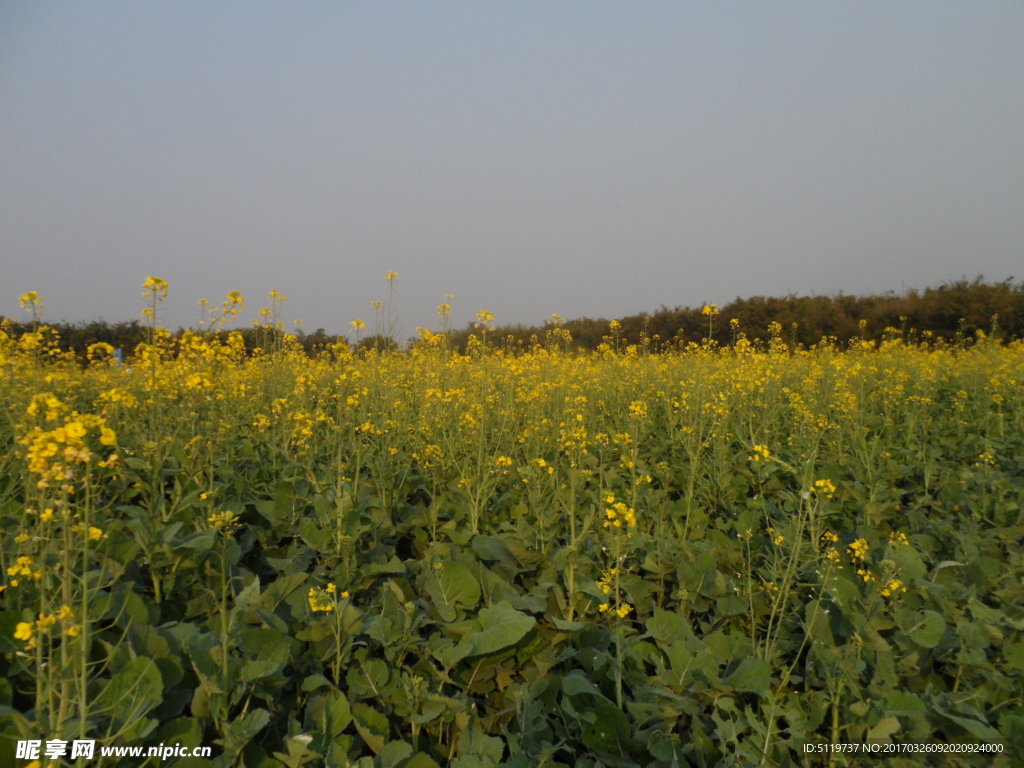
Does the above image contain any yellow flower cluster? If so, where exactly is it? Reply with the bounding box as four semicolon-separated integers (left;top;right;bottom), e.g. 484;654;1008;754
208;510;240;534
20;408;117;490
603;502;637;529
308;583;349;613
749;444;771;462
7;555;43;585
15;605;77;649
599;603;632;618
628;401;648;420
813;479;836;499
848;538;869;561
880;578;907;598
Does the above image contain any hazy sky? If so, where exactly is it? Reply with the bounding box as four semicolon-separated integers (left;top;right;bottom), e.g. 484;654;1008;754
2;2;1022;338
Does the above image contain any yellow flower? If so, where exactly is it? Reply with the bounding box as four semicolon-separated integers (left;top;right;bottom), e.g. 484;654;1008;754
88;527;104;541
308;588;335;612
14;622;34;641
813;479;836;499
749;444;771;462
848;538;869;561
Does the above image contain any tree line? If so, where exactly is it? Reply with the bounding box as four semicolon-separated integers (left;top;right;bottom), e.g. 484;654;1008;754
3;278;1020;359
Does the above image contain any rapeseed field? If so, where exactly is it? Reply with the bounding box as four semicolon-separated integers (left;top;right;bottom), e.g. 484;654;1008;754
1;282;1022;766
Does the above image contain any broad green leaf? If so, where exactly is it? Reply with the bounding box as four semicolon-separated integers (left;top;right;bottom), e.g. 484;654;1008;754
405;753;443;768
723;658;771;696
460;601;535;657
561;672;605;699
900;610;946;649
885;690;926;717
375;740;413;768
454;715;504;766
580;701;630;755
805;599;835;646
327;690;353;737
425;561;481;622
646;609;692;647
352;702;389;755
866;716;901;743
302;674;334;692
240;642;290;683
94;657;163;731
218;707;271;759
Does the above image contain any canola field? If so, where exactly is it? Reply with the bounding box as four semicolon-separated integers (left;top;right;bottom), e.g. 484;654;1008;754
2;288;1023;767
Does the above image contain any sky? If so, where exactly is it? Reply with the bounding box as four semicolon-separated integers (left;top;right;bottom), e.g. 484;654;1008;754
2;2;1022;339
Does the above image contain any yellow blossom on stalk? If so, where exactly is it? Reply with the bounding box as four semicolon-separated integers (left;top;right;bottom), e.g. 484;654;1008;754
308;587;335;612
494;456;513;467
603;502;637;529
749;445;771;462
848;538;869;561
881;579;907;597
208;510;240;534
20;291;45;311
7;556;42;581
597;568;618;595
888;531;910;546
856;568;875;583
813;479;836;499
88;527;104;541
701;303;720;317
628;401;648;420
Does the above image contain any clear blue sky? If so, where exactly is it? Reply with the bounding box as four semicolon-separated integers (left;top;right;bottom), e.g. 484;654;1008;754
2;2;1022;338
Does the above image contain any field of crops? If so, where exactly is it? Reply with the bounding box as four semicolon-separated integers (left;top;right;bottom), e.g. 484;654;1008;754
2;294;1023;767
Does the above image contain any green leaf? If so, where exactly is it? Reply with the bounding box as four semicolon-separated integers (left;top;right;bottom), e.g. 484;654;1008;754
885;691;926;717
900;610;946;649
240;642;290;683
580;701;630;755
94;656;163;732
454;715;504;766
404;753;442;768
425;561;481;622
805;599;835;646
327;690;353;735
218;708;271;759
646;609;693;647
723;658;771;696
302;674;335;692
866;716;901;743
352;702;389;755
460;601;535;657
561;672;605;699
375;740;413;768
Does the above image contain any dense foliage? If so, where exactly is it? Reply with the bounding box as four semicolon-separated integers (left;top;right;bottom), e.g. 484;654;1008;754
1;294;1023;767
3;278;1024;359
